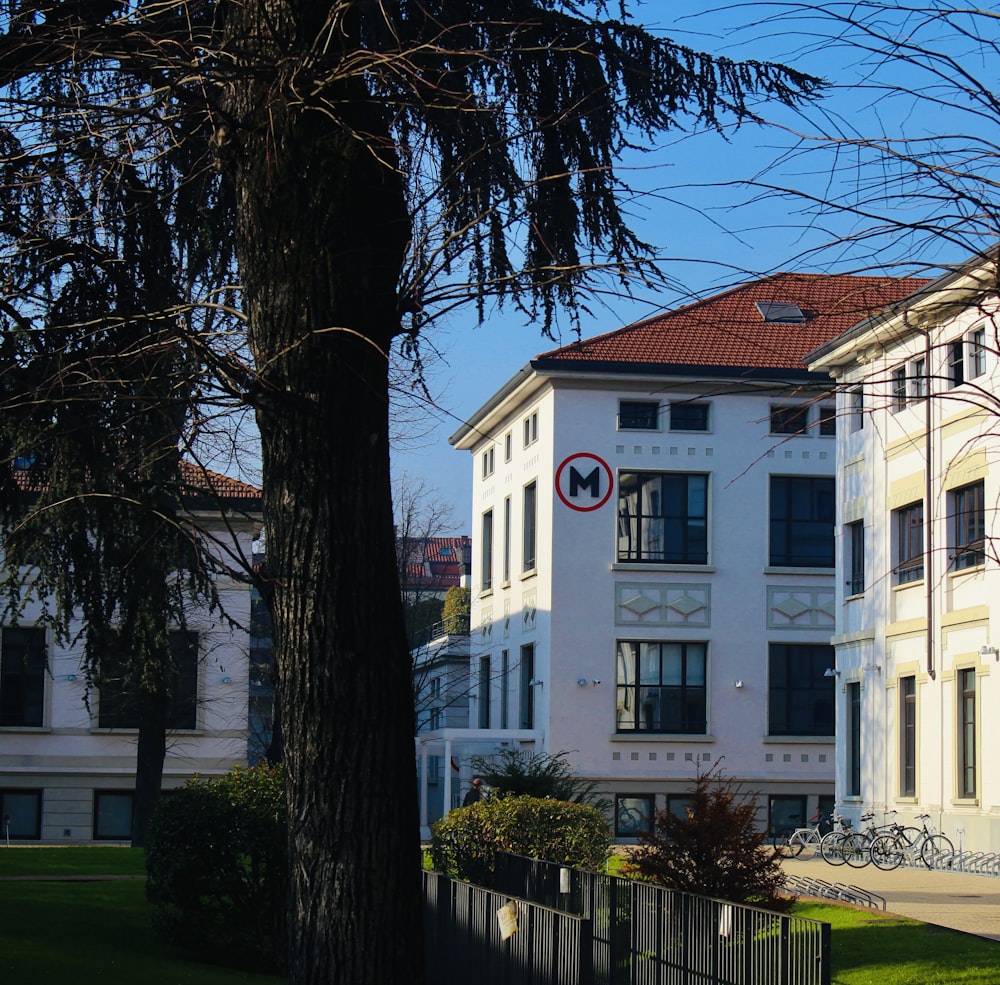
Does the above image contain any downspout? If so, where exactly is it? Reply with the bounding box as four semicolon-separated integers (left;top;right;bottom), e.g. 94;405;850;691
924;325;935;681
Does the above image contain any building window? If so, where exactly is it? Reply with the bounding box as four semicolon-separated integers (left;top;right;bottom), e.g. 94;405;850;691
968;326;987;378
480;509;493;591
615;640;707;734
519;643;534;729
894;501;924;584
949;339;965;387
617;471;708;565
522;481;537;572
950;481;985;570
847;520;865;596
900;675;916;797
615;795;654;837
619;400;659;430
768;643;835;737
817;405;836;436
98;630;198;730
481;447;495;479
849;386;864;431
669;402;710;432
0;789;42;840
770;405;808;435
768;795;807;840
0;626;46;727
504;430;512;463
958;668;976;799
523;411;538;448
477;655;490;729
769;476;835;568
909;356;927;401
847;681;861;798
500;649;509;729
94;790;134;840
891;366;907;412
502;496;511;584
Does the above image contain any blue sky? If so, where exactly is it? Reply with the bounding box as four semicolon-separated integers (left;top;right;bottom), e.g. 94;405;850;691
388;3;991;532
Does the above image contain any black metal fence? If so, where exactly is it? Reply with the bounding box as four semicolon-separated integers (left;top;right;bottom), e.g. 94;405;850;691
422;869;593;985
493;854;831;985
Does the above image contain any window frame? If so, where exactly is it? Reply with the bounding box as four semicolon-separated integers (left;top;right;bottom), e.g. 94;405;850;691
616;470;709;565
481;446;495;479
908;356;927;401
849;386;864;431
502;495;511;584
847;520;865;596
767;642;835;737
958;667;977;799
817;405;836;436
949;339;965;387
93;790;134;841
900;675;916;797
890;366;907;412
768;475;835;568
618;399;660;431
523;411;538;448
669;401;710;432
950;481;985;571
522;481;537;573
477;655;490;729
0;626;46;728
480;509;494;592
615;639;708;735
894;501;924;585
518;643;535;730
503;430;512;463
615;794;655;837
769;404;809;436
847;681;861;797
0;789;42;840
968;326;987;379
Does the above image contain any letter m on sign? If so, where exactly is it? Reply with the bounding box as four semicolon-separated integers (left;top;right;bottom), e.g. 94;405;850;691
569;466;600;499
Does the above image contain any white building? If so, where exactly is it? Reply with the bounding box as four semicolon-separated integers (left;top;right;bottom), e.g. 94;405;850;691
0;465;261;841
444;273;921;841
806;255;1000;853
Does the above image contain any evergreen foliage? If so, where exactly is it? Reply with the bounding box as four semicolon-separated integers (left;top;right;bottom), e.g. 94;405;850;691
429;794;612;886
471;748;610;813
625;760;791;912
146;764;288;972
440;585;470;634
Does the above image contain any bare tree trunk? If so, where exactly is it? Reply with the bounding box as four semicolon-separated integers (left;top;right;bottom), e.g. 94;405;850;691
222;10;424;978
132;693;167;847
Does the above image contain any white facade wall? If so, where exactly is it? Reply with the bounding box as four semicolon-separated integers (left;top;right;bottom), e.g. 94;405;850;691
813;267;1000;854
458;368;839;838
0;514;256;842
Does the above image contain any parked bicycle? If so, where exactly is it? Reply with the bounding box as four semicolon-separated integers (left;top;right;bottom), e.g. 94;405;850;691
818;814;856;866
870;813;954;870
780;811;829;857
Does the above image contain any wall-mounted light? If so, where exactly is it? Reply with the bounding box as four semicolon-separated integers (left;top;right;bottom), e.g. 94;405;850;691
528;678;544;688
221;676;233;684
64;674;77;683
823;668;841;678
734;680;744;689
591;679;601;686
978;644;998;660
577;678;588;687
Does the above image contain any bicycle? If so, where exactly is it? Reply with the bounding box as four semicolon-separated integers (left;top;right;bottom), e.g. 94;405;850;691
784;811;829;857
842;810;917;869
870;813;954;870
819;814;855;866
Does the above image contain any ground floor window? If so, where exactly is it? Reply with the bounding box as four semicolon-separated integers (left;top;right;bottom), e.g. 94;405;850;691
93;790;133;841
768;794;806;840
0;789;42;840
615;795;654;837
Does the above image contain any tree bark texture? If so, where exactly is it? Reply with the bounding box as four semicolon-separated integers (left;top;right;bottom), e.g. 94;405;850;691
223;6;424;982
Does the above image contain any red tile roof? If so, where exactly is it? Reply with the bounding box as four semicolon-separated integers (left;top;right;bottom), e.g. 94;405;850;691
399;535;471;589
535;273;930;373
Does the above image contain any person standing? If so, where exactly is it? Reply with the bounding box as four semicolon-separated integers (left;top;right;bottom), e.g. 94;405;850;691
462;776;483;807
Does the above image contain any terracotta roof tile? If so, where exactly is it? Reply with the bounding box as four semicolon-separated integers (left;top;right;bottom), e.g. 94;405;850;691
535;273;930;372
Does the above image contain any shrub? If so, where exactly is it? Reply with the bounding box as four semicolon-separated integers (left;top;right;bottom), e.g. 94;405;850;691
430;794;612;885
146;763;287;971
624;760;791;912
470;748;611;814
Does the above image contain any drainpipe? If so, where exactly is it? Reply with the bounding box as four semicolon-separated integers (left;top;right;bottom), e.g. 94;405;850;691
924;325;935;681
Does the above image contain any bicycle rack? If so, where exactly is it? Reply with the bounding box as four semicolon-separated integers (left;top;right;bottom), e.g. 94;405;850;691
784;872;886;910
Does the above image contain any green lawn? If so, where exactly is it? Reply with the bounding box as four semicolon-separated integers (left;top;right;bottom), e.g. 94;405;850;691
1;848;996;983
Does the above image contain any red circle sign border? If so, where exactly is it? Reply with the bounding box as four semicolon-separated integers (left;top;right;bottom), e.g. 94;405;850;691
555;453;614;512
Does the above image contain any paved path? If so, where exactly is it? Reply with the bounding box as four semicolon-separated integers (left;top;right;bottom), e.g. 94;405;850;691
782;854;1000;941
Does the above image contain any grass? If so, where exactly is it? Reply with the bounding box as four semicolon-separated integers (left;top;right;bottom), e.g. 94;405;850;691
3;848;996;983
0;847;285;984
794;901;1000;985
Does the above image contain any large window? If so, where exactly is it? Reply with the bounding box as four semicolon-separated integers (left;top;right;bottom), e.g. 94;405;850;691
616;640;707;734
94;790;133;841
847;520;865;596
0;790;41;840
950;481;985;570
98;630;198;730
958;668;976;799
900;675;916;797
617;472;708;564
769;476;835;567
522;481;537;572
894;501;924;584
669;402;710;432
480;509;493;591
615;795;654;837
0;627;45;727
847;681;861;797
619;400;659;430
768;643;835;737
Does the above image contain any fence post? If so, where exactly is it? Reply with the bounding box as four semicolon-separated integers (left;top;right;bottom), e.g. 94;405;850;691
820;920;832;985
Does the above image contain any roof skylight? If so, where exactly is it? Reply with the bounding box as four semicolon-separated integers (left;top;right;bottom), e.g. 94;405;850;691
755;301;806;323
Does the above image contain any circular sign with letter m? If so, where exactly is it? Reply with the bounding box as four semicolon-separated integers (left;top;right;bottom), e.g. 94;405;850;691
555;453;613;512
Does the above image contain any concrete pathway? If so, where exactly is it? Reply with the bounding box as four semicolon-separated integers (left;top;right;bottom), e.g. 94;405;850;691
782;854;1000;941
